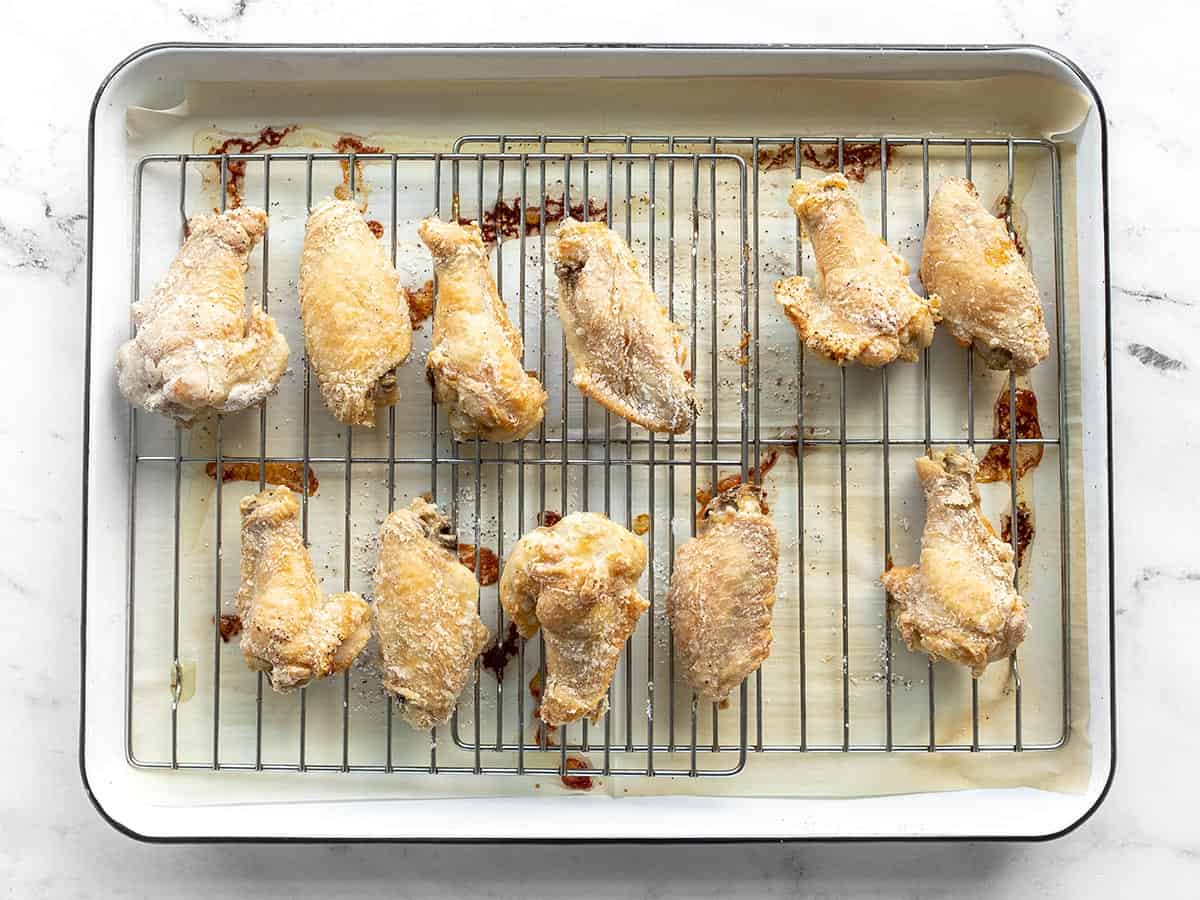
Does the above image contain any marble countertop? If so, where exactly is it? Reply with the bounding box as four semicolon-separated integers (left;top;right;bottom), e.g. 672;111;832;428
4;0;1195;895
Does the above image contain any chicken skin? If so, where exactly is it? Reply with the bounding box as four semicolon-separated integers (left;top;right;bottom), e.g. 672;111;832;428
666;485;778;703
551;219;695;434
920;177;1050;373
373;497;490;730
116;207;289;425
775;175;939;367
418;218;548;442
499;512;648;726
299;198;412;426
880;449;1029;677
236;486;371;692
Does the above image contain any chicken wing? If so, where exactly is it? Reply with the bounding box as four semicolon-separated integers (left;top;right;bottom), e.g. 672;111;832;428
418;217;548;442
299;198;413;425
236;486;371;692
879;449;1029;677
774;175;939;367
551;219;695;434
499;512;648;725
373;497;490;729
920;177;1050;373
666;485;778;703
116;207;289;425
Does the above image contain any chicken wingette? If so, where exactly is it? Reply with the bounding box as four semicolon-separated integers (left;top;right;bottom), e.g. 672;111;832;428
299;198;412;425
920;177;1050;373
418;217;547;442
552;218;695;434
499;512;648;726
775;175;939;367
373;497;489;729
666;485;778;703
880;449;1029;676
236;486;371;692
116;206;288;424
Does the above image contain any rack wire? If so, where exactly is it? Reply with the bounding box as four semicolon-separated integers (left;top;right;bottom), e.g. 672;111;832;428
125;132;1070;781
127;147;752;777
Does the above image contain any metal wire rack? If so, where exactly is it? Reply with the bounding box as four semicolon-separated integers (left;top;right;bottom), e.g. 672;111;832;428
124;131;1070;781
451;134;1070;762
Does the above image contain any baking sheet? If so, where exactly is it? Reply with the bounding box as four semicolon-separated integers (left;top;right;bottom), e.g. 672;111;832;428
118;81;1090;800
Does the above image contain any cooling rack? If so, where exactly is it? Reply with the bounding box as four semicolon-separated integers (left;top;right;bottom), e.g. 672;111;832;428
125;131;1067;780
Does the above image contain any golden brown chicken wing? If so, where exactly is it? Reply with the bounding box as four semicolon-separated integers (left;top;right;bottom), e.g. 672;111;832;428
774;175;939;367
299;198;412;425
666;485;778;703
418;217;548;442
551;219;695;434
373;497;489;729
116;206;289;425
880;449;1029;677
920;177;1050;373
236;486;371;692
499;512;648;726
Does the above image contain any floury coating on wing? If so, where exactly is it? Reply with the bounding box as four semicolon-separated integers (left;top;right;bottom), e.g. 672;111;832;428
880;449;1028;677
551;218;695;434
920;177;1050;373
499;512;648;726
373;497;489;730
116;206;289;425
774;175;939;367
236;486;371;692
419;217;548;442
666;484;778;703
300;198;412;426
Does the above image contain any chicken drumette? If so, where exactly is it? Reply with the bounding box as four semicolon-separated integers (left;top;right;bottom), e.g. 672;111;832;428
373;497;489;730
880;449;1029;676
299;198;412;426
116;206;289;425
551;218;695;434
499;512;648;726
920;177;1050;373
418;217;547;442
666;484;778;703
236;486;371;692
774;175;939;367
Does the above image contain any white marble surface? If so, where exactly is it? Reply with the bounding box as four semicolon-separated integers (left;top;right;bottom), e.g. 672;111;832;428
2;0;1196;895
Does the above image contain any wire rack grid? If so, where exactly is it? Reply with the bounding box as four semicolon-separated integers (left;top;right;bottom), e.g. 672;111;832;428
124;130;1070;782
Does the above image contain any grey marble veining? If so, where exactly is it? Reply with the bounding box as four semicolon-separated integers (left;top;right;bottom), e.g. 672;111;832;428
1;0;1196;895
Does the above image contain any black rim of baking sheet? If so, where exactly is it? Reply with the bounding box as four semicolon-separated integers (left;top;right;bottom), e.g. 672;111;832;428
80;41;1117;845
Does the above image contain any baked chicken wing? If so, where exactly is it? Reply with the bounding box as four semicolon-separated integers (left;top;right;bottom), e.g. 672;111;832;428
551;219;695;434
236;486;371;692
116;207;289;425
499;512;648;725
666;485;778;703
920;177;1050;373
299;198;413;425
418;217;547;442
373;497;490;729
880;449;1028;677
774;175;939;367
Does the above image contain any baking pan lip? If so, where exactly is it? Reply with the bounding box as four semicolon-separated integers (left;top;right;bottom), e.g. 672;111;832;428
80;41;1114;845
69;38;1109;56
